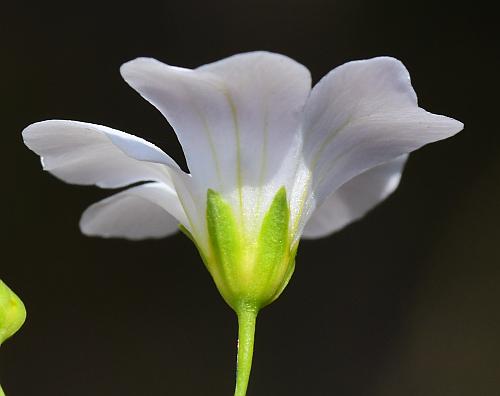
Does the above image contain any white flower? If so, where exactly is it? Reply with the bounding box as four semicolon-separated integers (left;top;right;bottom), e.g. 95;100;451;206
22;52;462;310
23;51;463;396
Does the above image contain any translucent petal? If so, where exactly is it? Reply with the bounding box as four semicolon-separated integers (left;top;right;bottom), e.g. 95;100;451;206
80;182;187;240
23;120;178;188
121;52;311;232
302;155;407;238
302;57;463;206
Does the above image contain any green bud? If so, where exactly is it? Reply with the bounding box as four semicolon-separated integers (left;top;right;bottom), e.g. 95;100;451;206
0;280;26;345
203;187;297;312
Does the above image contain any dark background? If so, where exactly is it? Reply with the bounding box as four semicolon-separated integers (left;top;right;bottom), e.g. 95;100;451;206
2;1;499;395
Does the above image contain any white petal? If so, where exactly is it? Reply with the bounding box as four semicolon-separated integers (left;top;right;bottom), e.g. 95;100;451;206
120;52;311;230
302;155;407;239
22;120;179;188
302;57;463;205
80;182;187;240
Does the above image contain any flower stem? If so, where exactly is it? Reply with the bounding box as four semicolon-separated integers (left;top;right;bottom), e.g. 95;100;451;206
0;384;5;396
234;307;258;396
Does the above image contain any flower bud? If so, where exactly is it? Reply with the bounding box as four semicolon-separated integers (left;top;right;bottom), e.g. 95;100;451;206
0;280;26;345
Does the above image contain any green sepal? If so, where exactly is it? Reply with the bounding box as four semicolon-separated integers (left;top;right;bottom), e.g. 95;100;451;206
269;242;298;304
179;223;194;242
253;187;291;306
255;187;289;275
179;224;210;269
0;279;26;345
206;189;242;299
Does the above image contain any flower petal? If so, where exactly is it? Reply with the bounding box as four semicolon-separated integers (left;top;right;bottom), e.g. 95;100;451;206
302;155;407;239
80;182;187;240
22;120;179;188
302;57;463;206
120;52;311;229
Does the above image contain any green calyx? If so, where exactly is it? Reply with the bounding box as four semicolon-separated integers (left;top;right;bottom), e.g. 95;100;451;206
203;187;297;312
0;280;26;345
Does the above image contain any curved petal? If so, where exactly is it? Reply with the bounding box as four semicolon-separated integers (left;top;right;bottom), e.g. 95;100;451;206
80;182;188;240
302;57;463;206
22;120;179;188
120;52;311;228
302;155;407;239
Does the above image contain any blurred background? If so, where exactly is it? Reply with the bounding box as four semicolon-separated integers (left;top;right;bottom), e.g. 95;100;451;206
2;0;499;395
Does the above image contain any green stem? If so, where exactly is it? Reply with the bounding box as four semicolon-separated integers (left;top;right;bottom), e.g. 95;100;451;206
0;383;5;396
234;307;258;396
